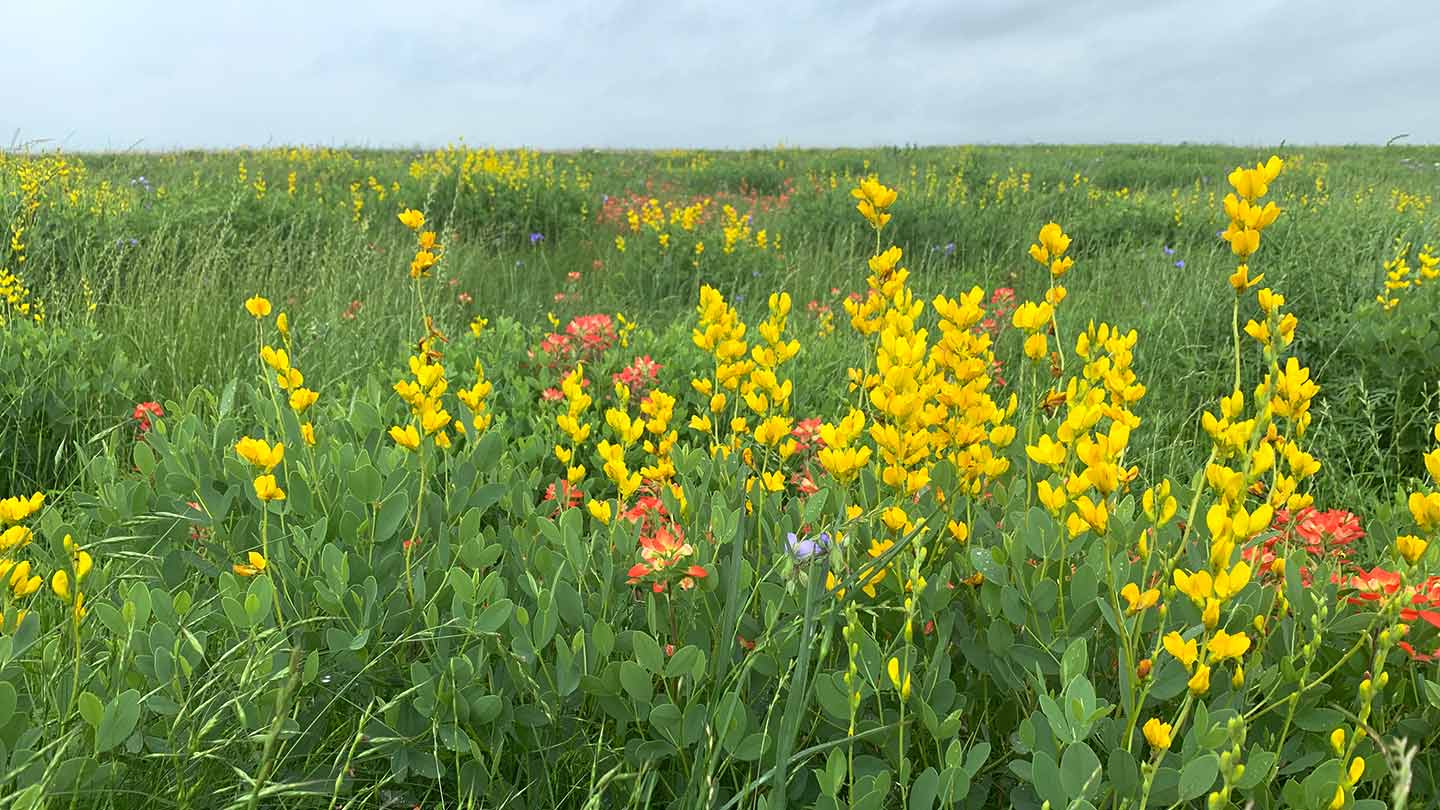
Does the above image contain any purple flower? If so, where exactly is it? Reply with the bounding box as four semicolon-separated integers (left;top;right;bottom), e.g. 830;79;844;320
529;232;544;245
944;242;956;256
1163;246;1175;256
787;531;833;562
1174;260;1185;269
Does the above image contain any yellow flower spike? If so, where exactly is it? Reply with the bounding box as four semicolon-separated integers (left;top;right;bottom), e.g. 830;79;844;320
1397;534;1428;565
244;295;272;319
1121;583;1159;614
1202;598;1220;629
1213;561;1252;600
0;491;44;524
253;474;287;502
760;470;785;493
50;569;72;601
1424;448;1440;483
8;561;41;598
235;437;285;471
233;551;268;577
1330;728;1346;756
946;520;969;543
1207;629;1252;661
885;657;911;701
277;367;304;390
587;499;612;525
1163;631;1198;671
389;424;421;451
1347;757;1364;786
882;506;909;533
259;345;290;372
1188;664;1212;695
397;208;425;230
300;423;316;447
0;525;33;553
1036;480;1067;515
288;387;319;414
1142;718;1173;751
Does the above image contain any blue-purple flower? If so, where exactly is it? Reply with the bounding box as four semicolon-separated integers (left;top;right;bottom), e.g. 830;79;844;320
787;531;832;562
530;232;544;246
1162;246;1175;256
1174;260;1185;269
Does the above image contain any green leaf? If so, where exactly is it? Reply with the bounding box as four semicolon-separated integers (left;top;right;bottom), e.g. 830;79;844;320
1060;741;1101;799
96;690;142;753
632;630;664;674
618;661;652;705
132;441;156;477
1109;748;1140;798
1423;678;1440;709
0;681;16;728
1061;637;1088;686
347;465;381;503
664;645;705;679
476;599;513;633
78;691;103;729
908;767;939;810
1031;751;1065;809
1178;753;1219;802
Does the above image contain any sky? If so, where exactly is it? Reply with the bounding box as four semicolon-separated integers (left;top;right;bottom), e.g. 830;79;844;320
3;0;1438;151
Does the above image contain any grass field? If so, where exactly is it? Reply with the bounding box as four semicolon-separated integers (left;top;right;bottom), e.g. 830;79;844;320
2;143;1440;809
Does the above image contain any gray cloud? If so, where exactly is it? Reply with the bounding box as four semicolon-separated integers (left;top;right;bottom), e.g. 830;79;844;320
3;0;1436;150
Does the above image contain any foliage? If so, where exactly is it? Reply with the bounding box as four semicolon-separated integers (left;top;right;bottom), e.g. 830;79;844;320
1;145;1440;809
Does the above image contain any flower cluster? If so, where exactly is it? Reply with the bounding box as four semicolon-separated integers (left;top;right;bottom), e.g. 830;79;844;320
0;492;45;629
689;285;751;456
1375;240;1438;312
397;208;442;279
1221;156;1283;292
250;297;319;445
390;338;454;451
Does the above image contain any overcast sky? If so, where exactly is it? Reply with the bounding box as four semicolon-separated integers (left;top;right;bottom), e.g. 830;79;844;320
4;0;1437;151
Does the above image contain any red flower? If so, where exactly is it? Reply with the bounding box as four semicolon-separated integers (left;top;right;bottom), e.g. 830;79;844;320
133;401;164;432
790;417;824;451
542;480;584;513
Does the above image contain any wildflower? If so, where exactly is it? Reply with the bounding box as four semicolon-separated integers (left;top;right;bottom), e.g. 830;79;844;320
289;388;319;414
276;312;289;336
390;424;421;451
6;560;41;597
886;656;912;701
0;492;44;524
1142;718;1173;751
233;551;268;577
852;178;898;229
0;525;32;553
1163;632;1198;671
530;232;544;245
234;437;284;471
253;475;286;502
1188;664;1212;695
786;531;832;562
587;499;612;525
245;295;272;319
133;401;164;432
397;209;425;230
1207;629;1251;661
299;422;316;447
1121;582;1159;614
1397;534;1428;565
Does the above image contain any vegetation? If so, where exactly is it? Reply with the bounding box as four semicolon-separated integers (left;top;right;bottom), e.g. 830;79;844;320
2;143;1439;809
